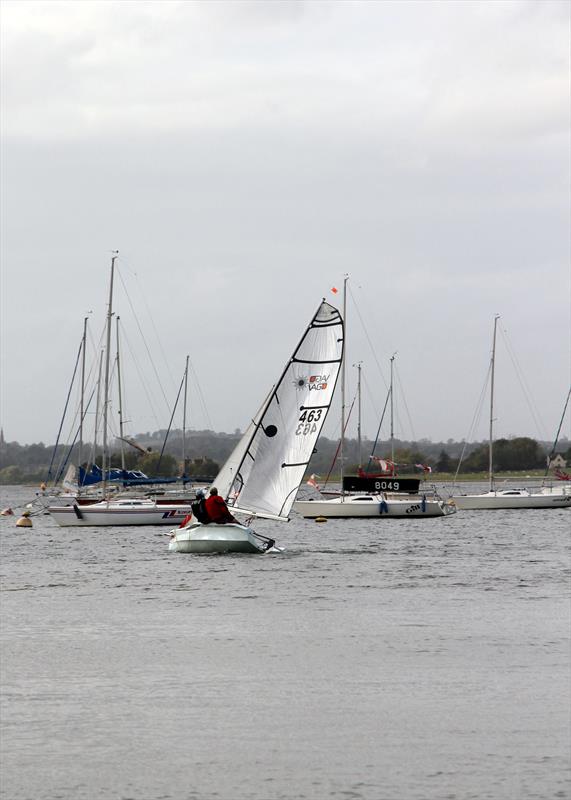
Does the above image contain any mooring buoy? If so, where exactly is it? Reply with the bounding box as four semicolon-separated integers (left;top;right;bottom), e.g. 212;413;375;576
16;511;33;528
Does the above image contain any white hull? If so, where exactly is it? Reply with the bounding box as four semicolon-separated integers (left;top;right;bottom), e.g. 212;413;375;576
169;522;272;554
452;490;571;510
294;494;456;518
48;499;193;526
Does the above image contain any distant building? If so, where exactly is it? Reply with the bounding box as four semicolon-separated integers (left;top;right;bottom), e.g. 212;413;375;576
548;454;567;469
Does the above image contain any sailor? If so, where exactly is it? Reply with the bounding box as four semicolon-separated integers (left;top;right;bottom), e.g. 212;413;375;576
191;488;210;524
204;487;237;524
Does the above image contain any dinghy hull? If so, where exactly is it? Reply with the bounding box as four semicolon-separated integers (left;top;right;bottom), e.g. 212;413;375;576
169;522;270;554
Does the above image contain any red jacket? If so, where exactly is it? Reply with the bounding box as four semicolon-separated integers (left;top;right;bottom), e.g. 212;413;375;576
204;494;235;524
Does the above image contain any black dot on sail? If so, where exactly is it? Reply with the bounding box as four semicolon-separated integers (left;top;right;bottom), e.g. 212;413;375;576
265;425;278;438
297;379;305;387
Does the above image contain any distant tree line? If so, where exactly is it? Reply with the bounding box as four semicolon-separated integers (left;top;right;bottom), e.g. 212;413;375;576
1;427;568;485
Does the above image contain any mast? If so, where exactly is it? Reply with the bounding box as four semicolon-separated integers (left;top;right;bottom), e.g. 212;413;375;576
116;316;125;472
102;252;118;496
390;353;396;466
78;316;88;478
489;315;500;491
354;361;362;466
340;275;349;495
182;355;189;480
92;348;104;475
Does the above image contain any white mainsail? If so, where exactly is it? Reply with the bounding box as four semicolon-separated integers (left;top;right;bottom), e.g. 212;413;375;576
213;300;344;520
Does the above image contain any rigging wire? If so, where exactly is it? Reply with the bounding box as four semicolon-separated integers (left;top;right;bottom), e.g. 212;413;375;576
52;386;97;485
188;359;214;431
366;385;391;472
156;367;189;474
347;285;417;442
116;258;217;439
323;392;357;488
119;325;164;434
543;385;571;477
347;284;389;392
46;338;83;484
497;324;548;441
453;363;491;483
126;263;178;394
116;260;173;415
361;372;383;438
105;357;122;447
48;317;103;484
393;361;416;442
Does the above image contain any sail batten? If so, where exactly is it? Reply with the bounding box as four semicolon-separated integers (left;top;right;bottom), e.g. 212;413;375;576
291;358;343;365
212;300;344;520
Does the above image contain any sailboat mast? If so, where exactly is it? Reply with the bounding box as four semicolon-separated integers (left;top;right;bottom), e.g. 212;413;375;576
390;353;396;465
182;355;189;480
489;315;500;491
340;275;348;493
78;315;88;478
355;361;362;466
92;348;104;475
102;252;118;495
116;316;125;472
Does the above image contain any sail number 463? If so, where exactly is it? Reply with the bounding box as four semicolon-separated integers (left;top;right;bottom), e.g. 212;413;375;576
296;409;322;435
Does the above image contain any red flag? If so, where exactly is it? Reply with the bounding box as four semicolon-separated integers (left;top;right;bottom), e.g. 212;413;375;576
331;287;338;294
179;513;192;528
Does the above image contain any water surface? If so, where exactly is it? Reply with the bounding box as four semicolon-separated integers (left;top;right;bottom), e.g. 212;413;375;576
1;485;569;800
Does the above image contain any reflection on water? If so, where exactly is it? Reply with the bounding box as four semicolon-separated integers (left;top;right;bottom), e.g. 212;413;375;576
1;485;570;800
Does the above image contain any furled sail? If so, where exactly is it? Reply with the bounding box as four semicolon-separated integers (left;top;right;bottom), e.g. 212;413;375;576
213;300;344;520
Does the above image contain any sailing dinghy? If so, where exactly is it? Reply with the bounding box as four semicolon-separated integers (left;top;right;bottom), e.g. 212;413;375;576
169;299;344;554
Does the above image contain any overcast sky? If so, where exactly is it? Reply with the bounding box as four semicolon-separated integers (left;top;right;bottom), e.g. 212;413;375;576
1;0;570;450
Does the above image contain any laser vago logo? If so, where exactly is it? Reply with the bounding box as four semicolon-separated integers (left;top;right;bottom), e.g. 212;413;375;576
294;374;329;391
308;374;329;391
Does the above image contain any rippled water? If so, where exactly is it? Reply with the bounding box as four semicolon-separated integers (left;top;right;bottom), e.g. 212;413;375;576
1;484;570;800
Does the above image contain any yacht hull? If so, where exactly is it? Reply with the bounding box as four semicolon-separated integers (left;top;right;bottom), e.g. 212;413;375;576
48;500;192;526
452;491;571;510
294;495;456;518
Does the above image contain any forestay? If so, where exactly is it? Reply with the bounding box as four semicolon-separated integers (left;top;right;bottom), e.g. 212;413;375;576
214;301;344;520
